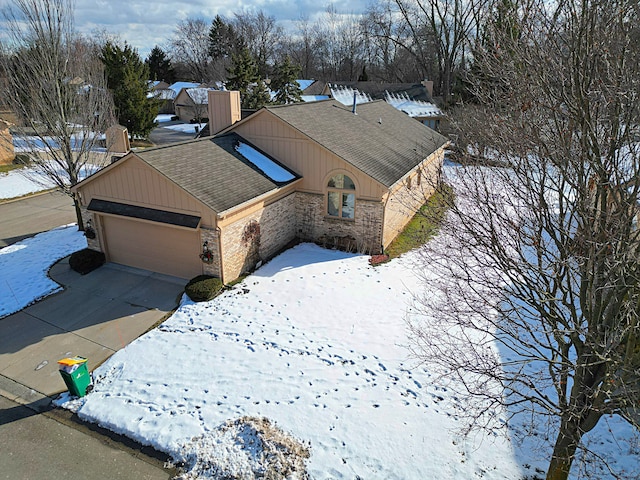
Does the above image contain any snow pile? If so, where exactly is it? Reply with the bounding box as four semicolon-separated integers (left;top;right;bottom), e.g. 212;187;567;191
0;224;86;318
176;416;310;480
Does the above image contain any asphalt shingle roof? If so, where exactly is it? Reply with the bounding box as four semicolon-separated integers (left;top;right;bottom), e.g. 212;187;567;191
133;133;298;214
265;99;449;188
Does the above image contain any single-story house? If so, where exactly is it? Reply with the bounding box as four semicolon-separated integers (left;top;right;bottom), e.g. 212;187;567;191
73;91;449;282
174;87;217;123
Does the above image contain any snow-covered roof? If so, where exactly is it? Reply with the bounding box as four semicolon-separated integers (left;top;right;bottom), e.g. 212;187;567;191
168;81;201;94
296;79;315;91
301;95;330;103
384;92;442;118
235;142;296;183
328;84;372;106
185;88;216;105
149;88;177;100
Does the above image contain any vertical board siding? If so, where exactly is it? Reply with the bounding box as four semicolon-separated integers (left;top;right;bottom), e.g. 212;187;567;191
80;156;214;227
233;117;385;200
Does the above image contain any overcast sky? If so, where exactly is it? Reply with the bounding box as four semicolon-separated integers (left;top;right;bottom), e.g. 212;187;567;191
70;0;369;58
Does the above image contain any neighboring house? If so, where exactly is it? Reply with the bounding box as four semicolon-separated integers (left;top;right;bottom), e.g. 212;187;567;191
174;87;217;123
322;81;444;131
73;91;449;282
149;80;170;91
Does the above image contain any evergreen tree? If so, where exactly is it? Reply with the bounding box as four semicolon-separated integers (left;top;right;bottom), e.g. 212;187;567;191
226;47;261;109
101;41;158;139
208;15;243;60
270;56;302;105
145;45;175;83
244;79;271;110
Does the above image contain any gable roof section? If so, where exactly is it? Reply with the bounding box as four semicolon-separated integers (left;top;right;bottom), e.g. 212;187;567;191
133;133;299;214
263;99;449;188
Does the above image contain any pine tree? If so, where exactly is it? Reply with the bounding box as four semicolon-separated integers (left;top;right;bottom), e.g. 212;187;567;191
226;47;263;109
146;45;175;83
209;15;244;60
271;56;302;105
101;41;158;139
244;79;271;110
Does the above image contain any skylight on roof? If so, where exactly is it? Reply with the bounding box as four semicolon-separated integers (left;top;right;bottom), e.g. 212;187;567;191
235;142;296;183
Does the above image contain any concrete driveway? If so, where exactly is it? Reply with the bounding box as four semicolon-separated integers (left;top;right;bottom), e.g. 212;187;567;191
0;256;185;400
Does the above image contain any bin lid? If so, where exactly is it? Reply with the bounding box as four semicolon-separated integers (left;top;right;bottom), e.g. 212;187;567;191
57;356;87;367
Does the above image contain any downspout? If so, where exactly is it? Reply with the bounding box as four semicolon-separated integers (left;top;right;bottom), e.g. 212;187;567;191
216;225;224;283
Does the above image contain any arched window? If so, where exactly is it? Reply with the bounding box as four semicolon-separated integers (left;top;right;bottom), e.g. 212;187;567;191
327;174;356;219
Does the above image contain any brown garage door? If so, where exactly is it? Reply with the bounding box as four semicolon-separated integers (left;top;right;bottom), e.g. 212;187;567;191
101;215;202;279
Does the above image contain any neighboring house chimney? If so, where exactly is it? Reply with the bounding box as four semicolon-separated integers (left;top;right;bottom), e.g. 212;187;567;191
106;125;131;161
421;79;434;99
0;119;15;165
208;90;241;135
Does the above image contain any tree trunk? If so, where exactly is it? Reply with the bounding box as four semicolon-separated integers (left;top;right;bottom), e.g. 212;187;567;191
73;194;84;231
546;421;579;480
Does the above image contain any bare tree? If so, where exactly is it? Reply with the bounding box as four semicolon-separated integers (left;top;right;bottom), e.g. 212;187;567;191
409;1;640;479
312;5;366;81
363;0;437;82
232;9;284;79
170;18;213;83
0;0;115;230
367;0;487;102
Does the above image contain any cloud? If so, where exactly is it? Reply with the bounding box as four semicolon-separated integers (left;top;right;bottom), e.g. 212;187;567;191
73;0;369;57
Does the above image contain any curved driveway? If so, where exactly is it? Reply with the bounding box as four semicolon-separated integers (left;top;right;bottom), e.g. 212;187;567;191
0;257;184;398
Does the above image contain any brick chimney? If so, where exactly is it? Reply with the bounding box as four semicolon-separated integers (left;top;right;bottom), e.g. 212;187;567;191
208;90;241;135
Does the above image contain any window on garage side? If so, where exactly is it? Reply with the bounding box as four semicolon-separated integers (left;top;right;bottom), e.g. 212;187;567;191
327;173;356;219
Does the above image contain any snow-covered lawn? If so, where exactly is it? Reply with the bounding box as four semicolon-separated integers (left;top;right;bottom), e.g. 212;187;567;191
164;122;204;134
0;224;86;318
0;167;57;199
50;242;636;479
0;163;100;200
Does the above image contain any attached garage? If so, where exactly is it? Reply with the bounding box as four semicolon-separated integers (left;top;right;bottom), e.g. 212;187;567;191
89;199;204;279
100;215;202;279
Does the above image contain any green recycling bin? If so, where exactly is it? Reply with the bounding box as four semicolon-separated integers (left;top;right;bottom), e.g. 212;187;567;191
58;356;92;397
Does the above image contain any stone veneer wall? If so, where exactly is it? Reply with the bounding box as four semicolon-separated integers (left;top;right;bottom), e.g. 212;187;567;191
200;227;222;278
295;192;384;254
220;192;298;282
80;206;101;251
382;151;443;248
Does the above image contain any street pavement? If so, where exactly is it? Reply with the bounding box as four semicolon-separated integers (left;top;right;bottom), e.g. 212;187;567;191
0;394;175;480
149;123;199;145
0;190;76;247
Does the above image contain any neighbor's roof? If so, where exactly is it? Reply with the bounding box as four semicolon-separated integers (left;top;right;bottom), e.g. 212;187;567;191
168;81;201;94
133;133;299;214
263;99;449;188
327;81;434;102
385;92;443;118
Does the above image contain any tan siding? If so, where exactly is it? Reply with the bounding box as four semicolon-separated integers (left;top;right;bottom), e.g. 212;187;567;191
232;112;386;201
79;156;217;228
